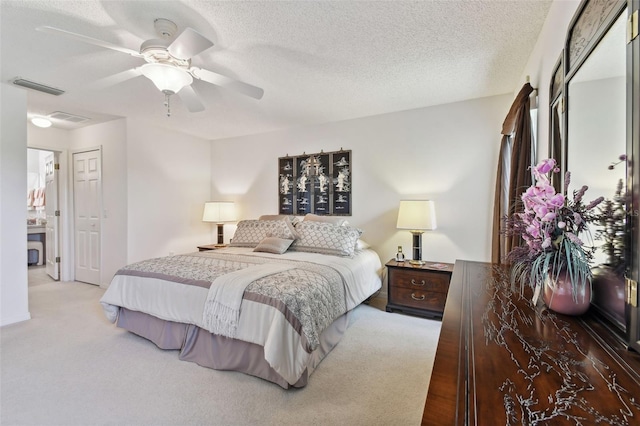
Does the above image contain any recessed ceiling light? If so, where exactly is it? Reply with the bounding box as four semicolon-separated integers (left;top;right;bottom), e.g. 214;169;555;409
31;117;52;128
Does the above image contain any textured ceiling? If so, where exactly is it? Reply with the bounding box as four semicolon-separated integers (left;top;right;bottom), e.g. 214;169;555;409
1;0;553;140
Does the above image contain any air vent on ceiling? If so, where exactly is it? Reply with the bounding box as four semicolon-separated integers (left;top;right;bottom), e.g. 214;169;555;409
48;111;90;124
12;77;65;96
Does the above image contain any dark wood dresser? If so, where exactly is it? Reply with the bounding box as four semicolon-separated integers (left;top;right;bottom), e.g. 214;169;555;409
385;260;454;319
422;260;640;425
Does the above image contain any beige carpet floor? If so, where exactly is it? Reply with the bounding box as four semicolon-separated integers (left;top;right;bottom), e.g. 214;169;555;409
1;275;441;426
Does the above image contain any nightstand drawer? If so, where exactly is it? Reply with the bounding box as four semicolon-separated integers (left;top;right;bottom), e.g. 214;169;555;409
389;269;449;293
389;286;447;312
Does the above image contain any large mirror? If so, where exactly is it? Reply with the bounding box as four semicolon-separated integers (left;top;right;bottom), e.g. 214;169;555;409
566;10;627;331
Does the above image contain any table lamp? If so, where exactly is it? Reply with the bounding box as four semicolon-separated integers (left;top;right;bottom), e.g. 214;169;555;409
396;200;437;265
202;201;237;246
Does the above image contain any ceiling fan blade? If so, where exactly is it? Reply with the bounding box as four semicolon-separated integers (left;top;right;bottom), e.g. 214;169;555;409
36;26;142;57
190;67;264;100
168;28;214;60
178;85;205;113
89;68;142;91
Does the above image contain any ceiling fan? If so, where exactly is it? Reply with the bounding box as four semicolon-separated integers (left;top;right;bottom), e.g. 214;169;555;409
37;18;264;116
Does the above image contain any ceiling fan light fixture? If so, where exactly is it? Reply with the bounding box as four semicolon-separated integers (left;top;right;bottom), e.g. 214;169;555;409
140;63;192;94
31;117;52;128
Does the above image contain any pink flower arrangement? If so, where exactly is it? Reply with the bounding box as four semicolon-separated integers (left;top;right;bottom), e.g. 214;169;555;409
505;158;604;300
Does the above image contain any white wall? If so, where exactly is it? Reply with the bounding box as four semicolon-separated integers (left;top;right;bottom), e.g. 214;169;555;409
211;94;513;279
1;84;30;326
28;125;71;151
126;121;212;263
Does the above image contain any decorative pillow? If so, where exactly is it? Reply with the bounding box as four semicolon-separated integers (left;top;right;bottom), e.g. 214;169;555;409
253;237;294;254
303;213;348;226
290;221;362;257
229;219;297;247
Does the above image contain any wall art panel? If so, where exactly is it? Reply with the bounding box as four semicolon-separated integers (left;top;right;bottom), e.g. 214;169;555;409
278;149;351;216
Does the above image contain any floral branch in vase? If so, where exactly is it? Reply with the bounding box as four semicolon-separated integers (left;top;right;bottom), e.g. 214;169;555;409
504;158;604;305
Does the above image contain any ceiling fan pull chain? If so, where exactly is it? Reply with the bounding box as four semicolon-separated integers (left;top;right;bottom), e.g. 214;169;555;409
164;92;171;117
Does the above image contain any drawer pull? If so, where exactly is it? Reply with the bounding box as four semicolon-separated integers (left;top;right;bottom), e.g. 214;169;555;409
411;279;426;286
411;293;425;301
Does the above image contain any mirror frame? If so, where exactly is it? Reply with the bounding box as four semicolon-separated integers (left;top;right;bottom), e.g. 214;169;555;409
551;0;639;352
628;0;639;353
548;52;564;193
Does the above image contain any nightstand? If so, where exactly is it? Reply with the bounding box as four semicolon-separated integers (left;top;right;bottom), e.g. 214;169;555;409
385;259;454;319
197;244;224;252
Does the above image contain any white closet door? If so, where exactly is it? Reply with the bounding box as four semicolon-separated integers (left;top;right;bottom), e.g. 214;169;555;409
73;150;101;285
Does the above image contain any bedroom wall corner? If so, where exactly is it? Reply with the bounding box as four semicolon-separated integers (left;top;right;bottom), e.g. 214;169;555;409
0;83;31;326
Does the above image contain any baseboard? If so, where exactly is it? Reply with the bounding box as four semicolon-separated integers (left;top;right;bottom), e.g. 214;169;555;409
1;311;31;327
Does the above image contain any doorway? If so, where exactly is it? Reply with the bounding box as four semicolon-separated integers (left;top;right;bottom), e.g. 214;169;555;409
27;148;60;282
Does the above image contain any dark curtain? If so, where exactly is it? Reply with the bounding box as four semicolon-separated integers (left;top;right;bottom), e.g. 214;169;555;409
491;83;534;264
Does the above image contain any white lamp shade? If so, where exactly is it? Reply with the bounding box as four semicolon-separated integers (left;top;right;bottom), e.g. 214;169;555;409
141;63;193;94
202;202;237;223
396;200;437;231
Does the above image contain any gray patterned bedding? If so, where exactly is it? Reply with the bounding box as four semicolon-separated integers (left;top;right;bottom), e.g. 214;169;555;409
100;247;382;388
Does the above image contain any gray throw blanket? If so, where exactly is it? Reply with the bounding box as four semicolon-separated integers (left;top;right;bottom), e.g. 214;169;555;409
202;263;294;337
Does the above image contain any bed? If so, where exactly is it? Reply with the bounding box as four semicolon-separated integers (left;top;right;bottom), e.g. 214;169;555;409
100;217;382;388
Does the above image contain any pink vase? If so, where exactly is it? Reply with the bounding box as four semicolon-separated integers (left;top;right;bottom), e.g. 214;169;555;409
542;269;591;316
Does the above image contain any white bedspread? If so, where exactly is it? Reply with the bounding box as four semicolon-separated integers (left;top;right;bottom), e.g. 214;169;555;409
100;247;382;385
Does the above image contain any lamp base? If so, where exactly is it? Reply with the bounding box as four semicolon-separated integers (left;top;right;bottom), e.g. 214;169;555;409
411;230;424;265
217;223;224;245
409;259;425;266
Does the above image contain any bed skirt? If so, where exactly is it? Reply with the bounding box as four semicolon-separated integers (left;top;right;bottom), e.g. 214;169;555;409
116;307;349;389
